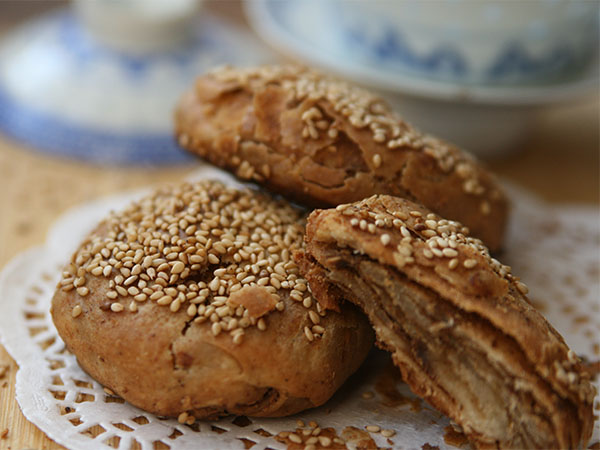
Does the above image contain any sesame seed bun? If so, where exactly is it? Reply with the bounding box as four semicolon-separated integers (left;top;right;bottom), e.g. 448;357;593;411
51;180;373;419
175;65;508;252
299;195;595;449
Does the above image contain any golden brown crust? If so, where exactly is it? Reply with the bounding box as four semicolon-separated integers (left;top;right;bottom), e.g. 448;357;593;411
175;65;508;251
300;195;595;449
51;181;373;419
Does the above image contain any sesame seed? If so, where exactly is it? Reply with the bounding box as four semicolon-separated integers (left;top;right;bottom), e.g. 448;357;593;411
116;286;127;296
157;295;173;306
171;261;185;274
304;326;315;342
288;433;302;444
318;436;331;446
303;297;313;308
76;287;89;297
442;248;458;258
71;305;82;318
366;425;380;433
129;302;138;312
178;412;188;424
381;429;395;437
463;259;478;269
211;322;222;336
372;153;382;168
110;303;124;312
380;233;391;246
448;258;459;269
515;281;529;294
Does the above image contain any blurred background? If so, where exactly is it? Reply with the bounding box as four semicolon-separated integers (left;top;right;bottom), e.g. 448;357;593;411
0;1;598;447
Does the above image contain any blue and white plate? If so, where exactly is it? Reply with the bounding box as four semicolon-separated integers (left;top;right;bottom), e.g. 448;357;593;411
0;8;274;165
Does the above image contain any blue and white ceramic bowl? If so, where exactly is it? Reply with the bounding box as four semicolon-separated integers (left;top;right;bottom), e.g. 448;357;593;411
332;0;599;85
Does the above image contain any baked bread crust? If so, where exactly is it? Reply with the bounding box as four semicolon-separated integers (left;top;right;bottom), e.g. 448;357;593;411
175;65;508;251
51;181;373;419
299;195;595;449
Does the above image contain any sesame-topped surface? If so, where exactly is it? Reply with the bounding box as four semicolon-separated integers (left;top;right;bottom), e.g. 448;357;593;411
301;195;596;448
303;195;596;405
58;180;327;343
176;64;509;251
51;180;375;420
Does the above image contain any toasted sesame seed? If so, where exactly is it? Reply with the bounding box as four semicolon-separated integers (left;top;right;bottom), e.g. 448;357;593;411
171;261;185;274
211;322;222;336
304;326;314;342
442;248;458;258
380;233;391;246
71;305;82;318
318;436;332;446
463;259;478;269
129;302;138;312
115;286;127;296
372;153;382;168
157;295;173;306
288;433;302;444
366;425;380;433
448;258;459;269
381;429;395;437
178;412;188;424
76;287;89;297
257;318;267;331
309;310;320;324
110;303;124;312
515;281;529;294
303;297;313;308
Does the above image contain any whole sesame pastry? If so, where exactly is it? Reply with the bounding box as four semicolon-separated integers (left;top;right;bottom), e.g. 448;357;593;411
175;64;508;252
297;195;595;449
51;180;373;420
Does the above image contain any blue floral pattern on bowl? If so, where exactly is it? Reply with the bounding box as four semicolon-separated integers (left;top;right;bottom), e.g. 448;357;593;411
333;1;599;85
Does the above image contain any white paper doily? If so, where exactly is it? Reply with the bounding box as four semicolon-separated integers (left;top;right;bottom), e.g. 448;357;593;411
1;167;598;450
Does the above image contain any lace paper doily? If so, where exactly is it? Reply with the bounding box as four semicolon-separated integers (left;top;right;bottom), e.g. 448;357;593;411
1;168;598;450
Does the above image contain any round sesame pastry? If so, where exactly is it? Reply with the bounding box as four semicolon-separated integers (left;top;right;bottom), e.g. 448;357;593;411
297;195;595;449
175;64;509;252
51;180;374;420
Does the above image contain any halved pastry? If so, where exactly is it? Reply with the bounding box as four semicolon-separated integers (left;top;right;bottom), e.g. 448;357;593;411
298;194;595;449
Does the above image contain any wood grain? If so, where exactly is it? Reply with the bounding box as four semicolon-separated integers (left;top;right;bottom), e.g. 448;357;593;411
0;2;597;449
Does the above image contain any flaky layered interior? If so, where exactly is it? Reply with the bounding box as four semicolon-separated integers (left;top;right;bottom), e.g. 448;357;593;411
301;245;584;449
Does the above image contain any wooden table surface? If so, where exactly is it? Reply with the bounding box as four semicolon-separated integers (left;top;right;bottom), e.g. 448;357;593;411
0;2;598;450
